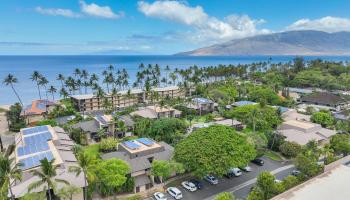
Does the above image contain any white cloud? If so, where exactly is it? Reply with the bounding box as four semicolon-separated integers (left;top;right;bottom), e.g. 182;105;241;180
137;1;269;44
286;16;350;32
35;6;80;18
79;0;123;19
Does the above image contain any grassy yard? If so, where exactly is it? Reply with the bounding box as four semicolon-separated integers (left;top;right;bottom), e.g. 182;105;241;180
264;150;284;161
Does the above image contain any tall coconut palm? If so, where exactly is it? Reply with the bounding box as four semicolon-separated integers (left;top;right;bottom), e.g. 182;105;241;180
3;74;23;107
48;86;57;101
69;152;96;200
28;158;69;200
31;71;42;99
57;74;65;88
0;153;22;200
73;68;81;78
39;76;49;100
59;88;69;99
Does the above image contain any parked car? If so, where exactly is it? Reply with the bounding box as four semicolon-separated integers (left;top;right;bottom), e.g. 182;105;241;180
167;187;183;200
240;165;252;172
153;192;167;200
181;181;197;192
225;168;242;178
252;158;264;166
204;175;219;185
190;179;203;189
291;169;301;176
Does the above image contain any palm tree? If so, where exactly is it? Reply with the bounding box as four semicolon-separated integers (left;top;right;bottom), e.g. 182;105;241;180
29;158;69;200
39;76;49;100
0;154;22;200
116;120;127;138
3;74;24;106
48;86;57;101
59;88;69;99
31;71;42;99
69;152;96;200
250;108;258;132
57;74;65;88
73;68;81;78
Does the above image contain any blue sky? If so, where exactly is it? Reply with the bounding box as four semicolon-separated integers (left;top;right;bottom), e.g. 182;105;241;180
1;0;350;55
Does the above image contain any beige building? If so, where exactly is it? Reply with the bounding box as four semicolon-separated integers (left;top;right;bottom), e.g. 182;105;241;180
277;119;336;145
131;105;181;119
272;155;350;200
21;100;57;124
71;86;184;112
10;125;85;199
101;138;174;193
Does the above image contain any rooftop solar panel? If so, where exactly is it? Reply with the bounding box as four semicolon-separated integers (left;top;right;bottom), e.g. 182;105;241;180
24;131;52;145
96;115;108;125
137;138;154;146
123;141;141;150
22;126;49;135
19;151;54;170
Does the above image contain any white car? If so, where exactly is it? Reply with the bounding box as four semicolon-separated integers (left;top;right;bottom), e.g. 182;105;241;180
153;192;167;200
241;165;252;172
230;168;242;176
204;175;219;184
167;187;183;199
181;181;197;192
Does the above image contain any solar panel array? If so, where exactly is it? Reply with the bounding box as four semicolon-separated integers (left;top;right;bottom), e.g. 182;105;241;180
19;151;54;170
24;131;52;145
137;138;154;146
22;126;49;135
123;141;141;150
17;142;49;156
96;115;108;125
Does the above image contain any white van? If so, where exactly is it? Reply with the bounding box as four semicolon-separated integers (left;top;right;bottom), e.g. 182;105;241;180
167;187;183;199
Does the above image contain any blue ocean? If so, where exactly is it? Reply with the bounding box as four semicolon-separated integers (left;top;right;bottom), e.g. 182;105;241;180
1;55;349;105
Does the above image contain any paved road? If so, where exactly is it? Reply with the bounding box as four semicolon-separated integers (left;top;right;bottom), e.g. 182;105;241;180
146;157;294;200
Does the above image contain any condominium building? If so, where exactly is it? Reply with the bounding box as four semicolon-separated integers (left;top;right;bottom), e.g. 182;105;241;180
10;125;85;199
70;86;184;112
101;138;174;193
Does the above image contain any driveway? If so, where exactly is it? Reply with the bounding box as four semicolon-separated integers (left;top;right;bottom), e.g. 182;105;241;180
146;157;293;200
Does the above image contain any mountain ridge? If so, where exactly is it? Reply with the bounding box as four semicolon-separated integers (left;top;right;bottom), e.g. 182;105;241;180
176;30;350;56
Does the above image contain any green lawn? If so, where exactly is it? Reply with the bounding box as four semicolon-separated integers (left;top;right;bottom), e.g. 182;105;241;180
264;150;284;161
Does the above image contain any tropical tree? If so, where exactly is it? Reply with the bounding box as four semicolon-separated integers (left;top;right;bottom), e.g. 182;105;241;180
0;154;22;200
48;86;57;101
31;71;43;99
69;152;96;200
3;74;23;106
174;125;256;177
39;76;49;100
214;192;236;200
57;74;65;88
28;158;69;200
150;160;184;183
95;159;130;199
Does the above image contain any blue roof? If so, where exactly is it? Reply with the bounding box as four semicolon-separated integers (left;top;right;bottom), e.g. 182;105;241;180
18;126;52;157
234;101;256;107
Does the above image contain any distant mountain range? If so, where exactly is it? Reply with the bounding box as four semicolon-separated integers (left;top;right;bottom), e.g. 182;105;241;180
176;30;350;56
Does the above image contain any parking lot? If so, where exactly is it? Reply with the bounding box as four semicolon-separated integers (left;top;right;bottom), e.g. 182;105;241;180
146;157;294;200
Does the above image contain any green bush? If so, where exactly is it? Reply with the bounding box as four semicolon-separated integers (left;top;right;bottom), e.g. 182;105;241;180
99;137;118;152
36;119;57;126
279;141;302;158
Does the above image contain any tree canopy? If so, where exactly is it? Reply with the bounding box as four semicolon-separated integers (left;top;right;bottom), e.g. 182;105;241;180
174;125;256;177
311;111;334;128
